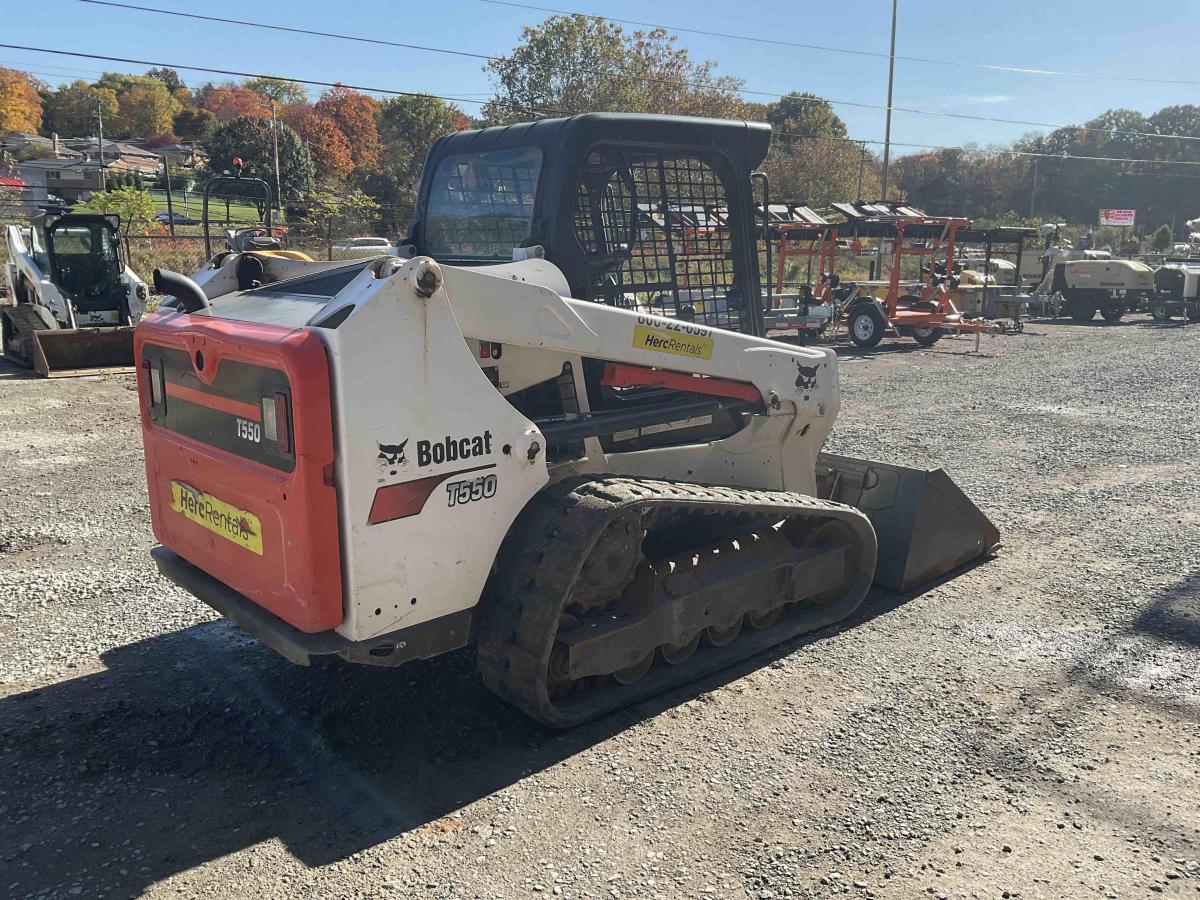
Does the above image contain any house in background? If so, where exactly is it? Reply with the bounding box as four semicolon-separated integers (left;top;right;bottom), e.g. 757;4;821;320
153;143;207;170
0;132;83;161
63;138;162;175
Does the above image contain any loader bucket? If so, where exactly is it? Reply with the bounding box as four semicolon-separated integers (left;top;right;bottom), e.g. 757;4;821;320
32;326;136;378
816;452;1000;591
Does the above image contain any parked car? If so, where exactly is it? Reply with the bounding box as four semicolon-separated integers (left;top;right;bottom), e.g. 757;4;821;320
155;212;199;225
331;236;395;259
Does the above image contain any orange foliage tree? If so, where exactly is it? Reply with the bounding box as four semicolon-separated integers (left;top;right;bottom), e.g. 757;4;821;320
314;85;381;173
203;86;271;123
282;106;354;183
0;67;42;133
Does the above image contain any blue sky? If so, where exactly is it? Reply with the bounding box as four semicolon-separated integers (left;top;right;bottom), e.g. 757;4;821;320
5;0;1199;155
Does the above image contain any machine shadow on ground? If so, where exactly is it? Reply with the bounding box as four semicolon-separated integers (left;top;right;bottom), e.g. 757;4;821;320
0;568;969;896
1132;572;1199;649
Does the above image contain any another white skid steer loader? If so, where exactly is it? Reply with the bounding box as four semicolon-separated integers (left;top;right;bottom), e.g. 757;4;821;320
4;212;149;376
138;115;998;726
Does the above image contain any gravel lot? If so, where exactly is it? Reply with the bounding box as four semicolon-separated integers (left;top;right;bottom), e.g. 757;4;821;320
1;316;1197;900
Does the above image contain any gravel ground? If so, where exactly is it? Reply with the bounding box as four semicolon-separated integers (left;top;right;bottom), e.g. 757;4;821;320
0;316;1197;900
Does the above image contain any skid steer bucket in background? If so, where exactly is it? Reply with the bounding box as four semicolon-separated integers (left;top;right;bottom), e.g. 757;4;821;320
31;326;136;377
816;452;1000;591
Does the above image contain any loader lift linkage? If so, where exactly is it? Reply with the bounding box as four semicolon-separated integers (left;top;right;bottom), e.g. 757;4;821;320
141;113;999;727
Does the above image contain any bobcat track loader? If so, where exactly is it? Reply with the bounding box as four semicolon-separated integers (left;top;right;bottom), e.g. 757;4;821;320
3;212;148;376
138;115;998;727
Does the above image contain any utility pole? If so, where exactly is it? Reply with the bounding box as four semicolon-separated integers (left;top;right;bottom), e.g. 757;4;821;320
162;156;176;238
270;100;283;225
857;142;866;199
879;0;898;201
96;100;106;191
1029;158;1039;218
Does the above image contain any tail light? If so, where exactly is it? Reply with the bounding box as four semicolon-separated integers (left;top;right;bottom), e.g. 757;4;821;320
262;391;292;454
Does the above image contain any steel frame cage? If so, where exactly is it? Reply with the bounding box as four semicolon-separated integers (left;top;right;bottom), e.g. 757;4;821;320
408;114;771;337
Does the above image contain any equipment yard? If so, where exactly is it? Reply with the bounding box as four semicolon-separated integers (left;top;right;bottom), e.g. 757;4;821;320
1;317;1196;900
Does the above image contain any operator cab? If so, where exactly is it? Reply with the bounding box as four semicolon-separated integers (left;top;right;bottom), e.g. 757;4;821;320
406;113;771;337
42;213;130;325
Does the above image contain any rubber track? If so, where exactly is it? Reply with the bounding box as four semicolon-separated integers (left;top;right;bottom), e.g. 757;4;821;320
477;476;878;727
1;305;44;369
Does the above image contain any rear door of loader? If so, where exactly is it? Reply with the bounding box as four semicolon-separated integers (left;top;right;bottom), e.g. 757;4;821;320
136;312;343;633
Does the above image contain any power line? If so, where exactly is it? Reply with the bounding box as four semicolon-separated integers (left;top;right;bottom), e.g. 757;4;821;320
0;42;563;117
479;0;1200;87
70;0;1200;147
9;42;1200;173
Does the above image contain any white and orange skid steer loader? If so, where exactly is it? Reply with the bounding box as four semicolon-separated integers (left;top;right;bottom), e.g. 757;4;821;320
137;114;998;726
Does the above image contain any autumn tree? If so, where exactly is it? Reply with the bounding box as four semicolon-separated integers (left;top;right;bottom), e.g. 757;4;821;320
282;106;353;182
315;85;382;172
42;80;118;136
0;67;43;133
482;15;746;124
244;77;309;106
204;115;314;199
203;85;271;123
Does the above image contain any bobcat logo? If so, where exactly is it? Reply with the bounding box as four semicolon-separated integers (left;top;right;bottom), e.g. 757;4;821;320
377;440;408;468
794;361;819;398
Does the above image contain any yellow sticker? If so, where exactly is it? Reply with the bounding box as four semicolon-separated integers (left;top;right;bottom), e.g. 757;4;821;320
169;481;264;555
633;324;714;361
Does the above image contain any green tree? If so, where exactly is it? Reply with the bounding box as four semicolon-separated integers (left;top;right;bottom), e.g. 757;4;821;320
172;107;216;141
116;83;181;137
302;188;381;248
203;115;314;200
764;92;847;148
375;95;465;201
42;80;119;136
243;77;309;106
482;14;745;124
75;186;156;256
146;67;184;95
1151;223;1173;252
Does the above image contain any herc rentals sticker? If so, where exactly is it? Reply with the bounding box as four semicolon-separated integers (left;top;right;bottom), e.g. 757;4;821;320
169;481;264;555
632;315;714;360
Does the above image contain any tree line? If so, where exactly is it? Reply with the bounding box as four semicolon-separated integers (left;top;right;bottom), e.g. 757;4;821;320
0;14;1197;237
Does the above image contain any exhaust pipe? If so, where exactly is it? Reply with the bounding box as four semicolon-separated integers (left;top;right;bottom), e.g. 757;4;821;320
153;269;211;313
817;452;1000;591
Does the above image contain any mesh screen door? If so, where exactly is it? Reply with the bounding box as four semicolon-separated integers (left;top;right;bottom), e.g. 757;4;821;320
572;147;748;333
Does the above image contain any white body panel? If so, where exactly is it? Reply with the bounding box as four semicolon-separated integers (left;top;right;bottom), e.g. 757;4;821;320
280;258;838;641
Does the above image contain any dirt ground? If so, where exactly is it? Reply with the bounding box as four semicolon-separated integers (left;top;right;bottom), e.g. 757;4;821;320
0;316;1197;900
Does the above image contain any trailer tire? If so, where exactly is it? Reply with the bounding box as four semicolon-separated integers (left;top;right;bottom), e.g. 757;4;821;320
1149;305;1169;322
848;305;886;348
1066;299;1096;323
1099;308;1124;323
1188;307;1200;323
911;325;943;347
